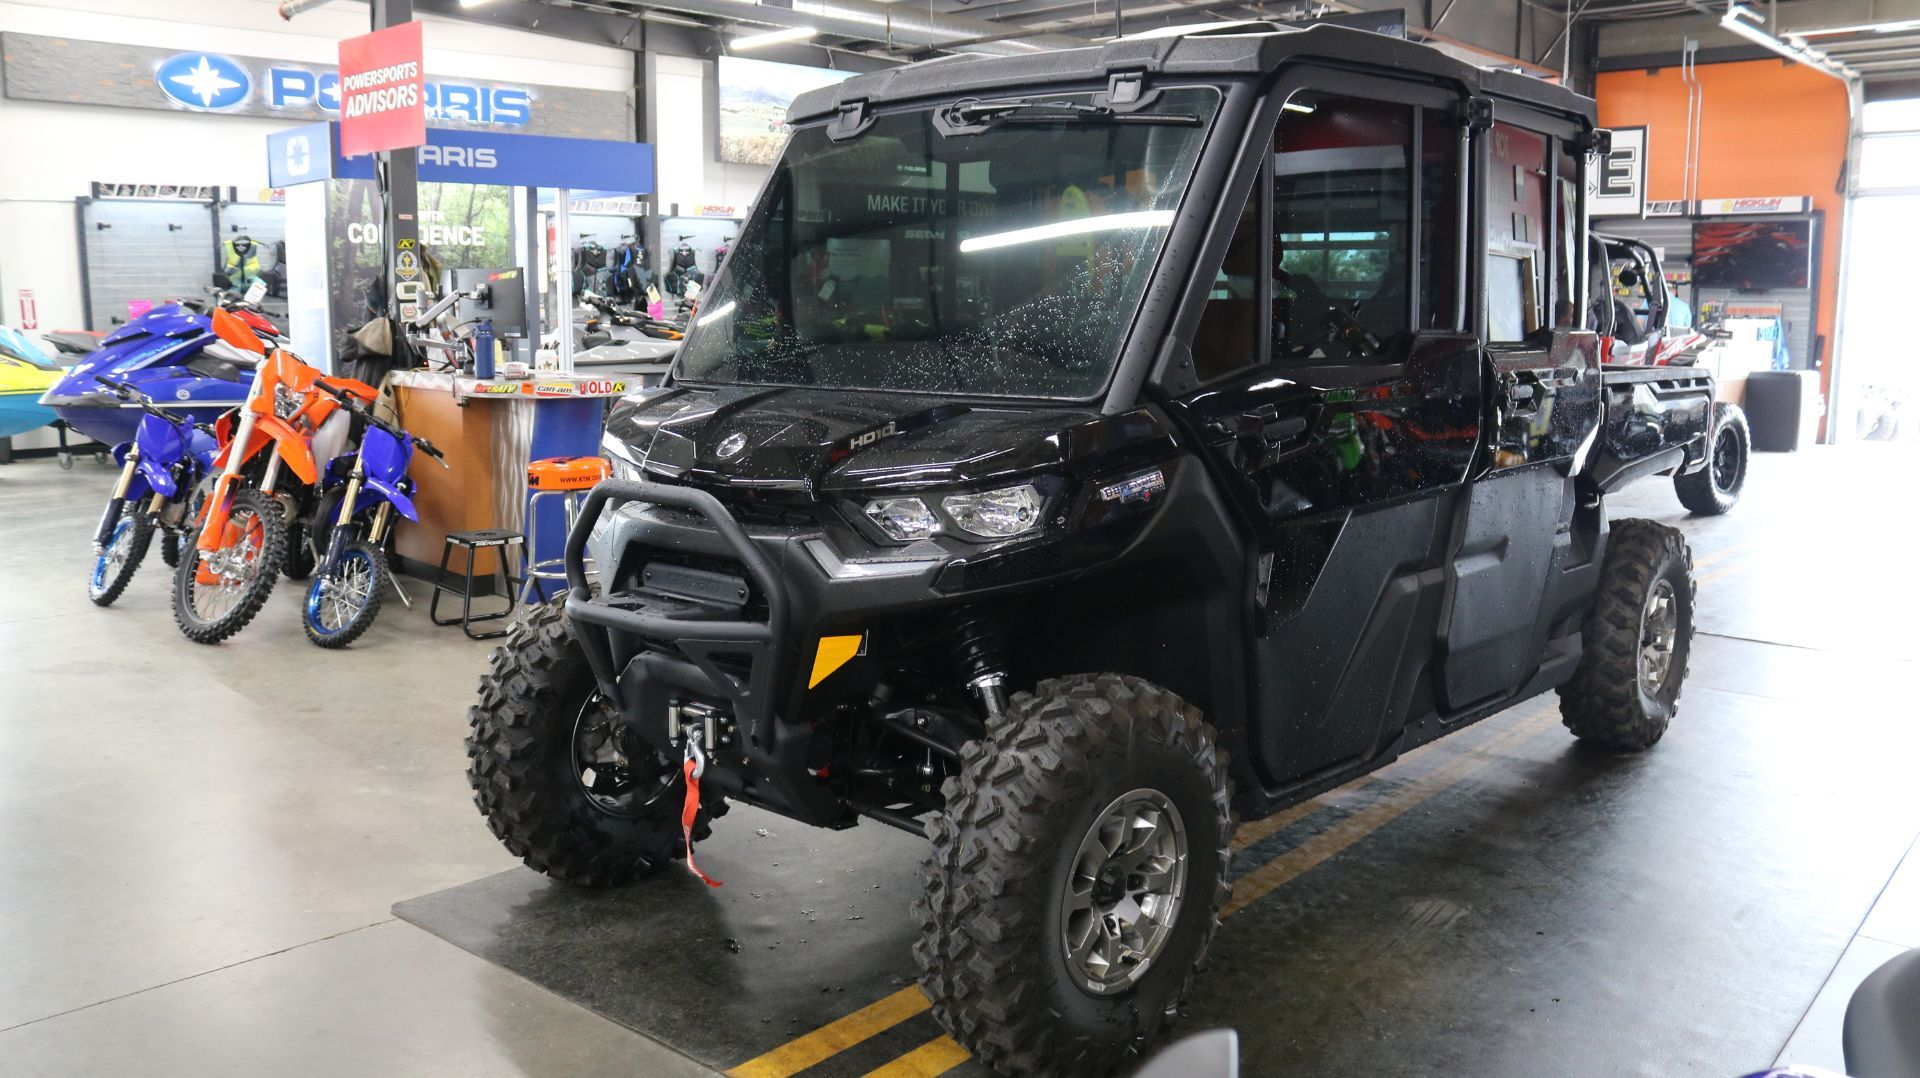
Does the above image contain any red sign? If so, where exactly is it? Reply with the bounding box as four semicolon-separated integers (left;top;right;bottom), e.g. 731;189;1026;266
338;21;426;157
16;289;36;330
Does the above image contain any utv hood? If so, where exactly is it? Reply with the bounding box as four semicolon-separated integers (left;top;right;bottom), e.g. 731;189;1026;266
603;385;1173;500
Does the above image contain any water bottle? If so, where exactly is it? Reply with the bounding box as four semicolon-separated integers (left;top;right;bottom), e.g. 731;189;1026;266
473;318;496;380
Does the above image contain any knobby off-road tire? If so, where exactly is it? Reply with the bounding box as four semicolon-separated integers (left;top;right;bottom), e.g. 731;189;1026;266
1675;402;1750;516
282;520;317;581
466;595;721;887
1558;518;1695;751
159;529;182;569
915;674;1235;1077
87;510;155;607
171;487;286;645
302;537;386;649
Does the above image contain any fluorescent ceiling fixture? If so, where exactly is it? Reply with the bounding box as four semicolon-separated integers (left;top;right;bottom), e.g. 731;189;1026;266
732;26;818;49
959;210;1176;253
1282;101;1315;114
459;0;500;8
696;300;737;327
1791;18;1920;38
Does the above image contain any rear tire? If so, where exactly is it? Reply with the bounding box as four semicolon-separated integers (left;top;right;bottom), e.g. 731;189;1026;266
916;674;1234;1077
466;595;718;887
302;537;386;648
171;487;285;645
1675;402;1749;515
159;529;181;569
1558;518;1695;751
87;510;154;607
282;520;317;580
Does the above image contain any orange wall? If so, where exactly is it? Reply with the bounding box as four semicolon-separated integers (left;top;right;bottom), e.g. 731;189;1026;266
1597;61;1849;404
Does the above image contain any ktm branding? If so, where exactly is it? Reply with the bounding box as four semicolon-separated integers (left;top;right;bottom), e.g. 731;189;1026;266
154;52;531;126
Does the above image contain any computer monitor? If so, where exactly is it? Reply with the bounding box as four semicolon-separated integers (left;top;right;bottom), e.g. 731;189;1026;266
452;267;529;339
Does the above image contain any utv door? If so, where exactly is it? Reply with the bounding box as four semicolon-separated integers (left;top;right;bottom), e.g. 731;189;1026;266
1439;112;1601;711
1167;72;1483;795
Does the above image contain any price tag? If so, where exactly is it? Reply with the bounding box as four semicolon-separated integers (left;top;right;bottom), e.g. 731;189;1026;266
244;279;268;304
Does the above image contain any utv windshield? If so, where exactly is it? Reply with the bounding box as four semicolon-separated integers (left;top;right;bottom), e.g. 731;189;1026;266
675;87;1220;399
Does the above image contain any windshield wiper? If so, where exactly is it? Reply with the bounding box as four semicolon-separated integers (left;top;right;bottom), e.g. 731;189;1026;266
939;98;1200;134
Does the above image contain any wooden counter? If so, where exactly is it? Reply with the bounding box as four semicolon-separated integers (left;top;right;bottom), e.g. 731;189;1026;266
389;371;633;585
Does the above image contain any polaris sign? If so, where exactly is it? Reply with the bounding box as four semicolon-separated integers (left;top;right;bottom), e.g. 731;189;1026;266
149;51;531;128
267;122;655;194
155;54;252;112
266;69;531;127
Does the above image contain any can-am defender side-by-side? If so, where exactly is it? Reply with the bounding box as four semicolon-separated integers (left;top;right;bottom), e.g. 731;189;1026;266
469;25;1719;1076
1590;232;1751;514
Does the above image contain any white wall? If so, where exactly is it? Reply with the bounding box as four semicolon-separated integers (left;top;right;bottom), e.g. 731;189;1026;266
651;53;770;215
0;0;635;333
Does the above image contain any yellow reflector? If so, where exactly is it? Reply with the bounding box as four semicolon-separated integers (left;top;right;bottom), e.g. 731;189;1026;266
808;634;864;689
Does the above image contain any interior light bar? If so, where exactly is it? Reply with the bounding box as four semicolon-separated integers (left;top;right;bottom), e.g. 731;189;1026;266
958;210;1176;254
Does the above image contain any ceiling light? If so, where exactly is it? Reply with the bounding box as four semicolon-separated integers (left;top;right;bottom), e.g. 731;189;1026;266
959;210;1176;254
731;26;818;50
460;0;500;7
1790;18;1920;38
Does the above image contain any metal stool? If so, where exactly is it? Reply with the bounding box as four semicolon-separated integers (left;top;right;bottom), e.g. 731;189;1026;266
523;456;611;603
430;529;525;640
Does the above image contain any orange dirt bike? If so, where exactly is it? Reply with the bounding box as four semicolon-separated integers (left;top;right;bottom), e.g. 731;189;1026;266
171;310;376;644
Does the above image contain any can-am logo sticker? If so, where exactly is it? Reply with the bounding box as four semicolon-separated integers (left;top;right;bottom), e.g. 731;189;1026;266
155;54;252;112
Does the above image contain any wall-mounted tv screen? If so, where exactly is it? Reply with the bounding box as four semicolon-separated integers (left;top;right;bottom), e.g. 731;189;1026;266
1692;219;1813;291
716;56;856;166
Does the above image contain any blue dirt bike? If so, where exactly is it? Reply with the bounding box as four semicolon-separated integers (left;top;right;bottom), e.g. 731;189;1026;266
300;379;446;647
87;377;223;606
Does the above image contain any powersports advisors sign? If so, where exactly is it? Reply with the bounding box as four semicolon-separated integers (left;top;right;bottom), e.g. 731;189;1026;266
0;32;629;140
337;22;425;156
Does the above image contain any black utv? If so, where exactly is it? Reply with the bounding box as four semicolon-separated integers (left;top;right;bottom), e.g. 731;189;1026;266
468;23;1720;1076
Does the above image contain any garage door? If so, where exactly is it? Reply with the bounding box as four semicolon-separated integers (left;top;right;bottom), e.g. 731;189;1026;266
79;199;217;330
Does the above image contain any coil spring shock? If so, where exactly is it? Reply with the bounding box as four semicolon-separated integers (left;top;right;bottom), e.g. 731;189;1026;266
949;607;1009;722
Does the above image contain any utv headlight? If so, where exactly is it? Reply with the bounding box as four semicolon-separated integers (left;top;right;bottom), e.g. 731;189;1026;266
941;483;1043;539
864;497;942;541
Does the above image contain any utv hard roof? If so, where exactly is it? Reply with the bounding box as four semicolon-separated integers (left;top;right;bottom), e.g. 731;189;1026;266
790;23;1595;128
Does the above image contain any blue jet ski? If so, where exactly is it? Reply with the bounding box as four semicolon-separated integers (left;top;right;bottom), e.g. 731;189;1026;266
39;302;263;447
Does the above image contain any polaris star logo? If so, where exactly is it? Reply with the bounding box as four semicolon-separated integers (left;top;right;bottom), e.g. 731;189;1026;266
156;54;252;112
715;432;748;459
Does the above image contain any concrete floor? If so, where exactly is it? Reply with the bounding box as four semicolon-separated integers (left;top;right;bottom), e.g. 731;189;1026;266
1;443;1915;1077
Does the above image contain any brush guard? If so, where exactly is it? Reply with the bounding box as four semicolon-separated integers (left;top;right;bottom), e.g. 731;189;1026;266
562;479;790;754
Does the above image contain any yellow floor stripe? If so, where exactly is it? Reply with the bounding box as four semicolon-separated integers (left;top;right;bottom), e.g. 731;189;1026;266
738;703;1555;1076
1221;717;1546;917
1691;539;1756;571
859;1035;971;1078
725;987;930;1078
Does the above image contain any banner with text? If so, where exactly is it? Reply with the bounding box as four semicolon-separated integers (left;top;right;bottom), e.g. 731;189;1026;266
338;22;426;156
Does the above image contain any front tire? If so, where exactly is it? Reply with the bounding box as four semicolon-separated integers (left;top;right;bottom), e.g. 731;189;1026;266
1558;518;1695;750
1675;402;1750;515
171;487;285;645
466;596;718;887
916;674;1234;1077
87;510;154;607
303;537;386;648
